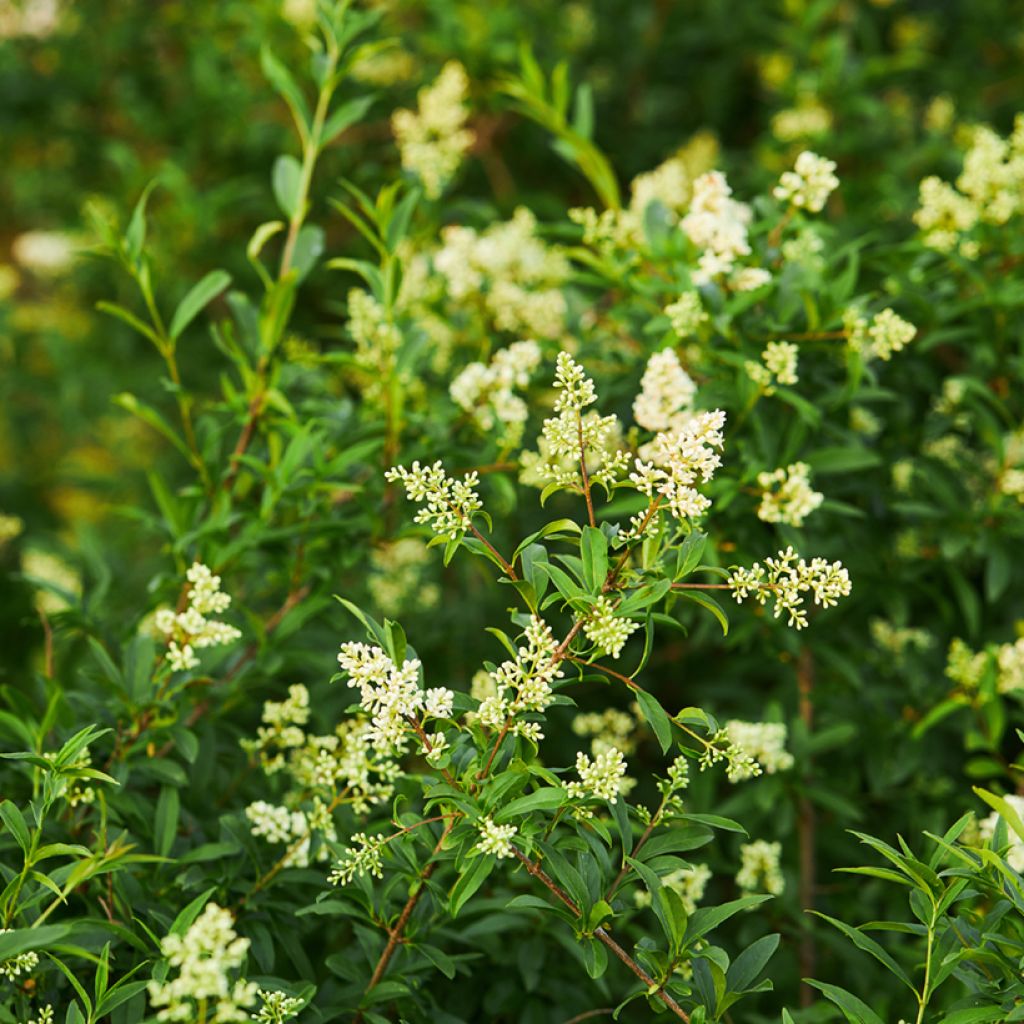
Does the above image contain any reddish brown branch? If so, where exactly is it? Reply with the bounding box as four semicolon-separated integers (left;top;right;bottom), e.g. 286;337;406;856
355;822;454;1022
797;646;816;1008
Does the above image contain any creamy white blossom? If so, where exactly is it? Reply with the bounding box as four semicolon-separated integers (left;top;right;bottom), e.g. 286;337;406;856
147;903;258;1023
565;748;628;803
680;171;752;284
773;151;839;212
725;721;794;778
979;794;1024;872
392;61;474;198
583;596;640;659
844;307;917;361
633;349;696;432
664;292;707;338
728;546;851;629
628;410;726;532
745;341;798;394
475;816;518;858
385;460;483;540
154;562;241;671
757;462;824;527
736;839;785;895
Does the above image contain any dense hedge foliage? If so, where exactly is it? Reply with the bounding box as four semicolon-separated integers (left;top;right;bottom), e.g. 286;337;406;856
2;1;1024;1022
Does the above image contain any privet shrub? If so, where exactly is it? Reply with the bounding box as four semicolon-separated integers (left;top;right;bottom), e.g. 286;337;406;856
2;2;1024;1022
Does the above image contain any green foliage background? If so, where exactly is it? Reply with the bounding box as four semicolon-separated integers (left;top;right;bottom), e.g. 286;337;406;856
2;0;1024;1022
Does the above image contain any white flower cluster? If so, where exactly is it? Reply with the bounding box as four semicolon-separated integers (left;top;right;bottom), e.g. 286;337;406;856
680;171;752;285
945;638;988;691
736;839;785;895
0;511;23;546
745;341;799;394
25;1005;54;1024
582;596;640;660
347;289;402;381
336;642;451;753
564;747;628;804
946;636;1024;695
996;427;1024;505
773;151;839;213
634;864;711;914
664;292;708;338
244;798;336;868
329;831;385;886
915;116;1024;253
698;728;762;782
979;793;1024;872
521;410;627;491
532;354;629;490
154;562;241;672
844;307;918;362
0;931;38;981
633;349;696;432
385;460;483;541
392;61;474;199
628;409;726;533
728;547;851;630
20;547;81;614
40;743;97;808
11;229;78;273
475;816;518;858
782;229;826;272
450;339;542;441
241;685;399;813
656;753;692;810
756;462;824;527
771;100;832;143
870;619;933;659
435;208;570;339
476;615;563;743
368;537;440;616
570;134;718;255
253;989;304;1024
147;903;258;1023
573;706;638;757
724;721;794;778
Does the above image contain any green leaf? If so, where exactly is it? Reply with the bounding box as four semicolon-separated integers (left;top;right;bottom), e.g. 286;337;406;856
169;270;231;340
677;590;729;635
811;912;915;991
494;787;566;822
581;526;609;592
273;155;304;219
581;936;608;978
321;95;375;148
261;45;310;139
0;800;30;855
805;446;883;474
804;981;885;1024
726;933;779;992
674;531;707;581
449;855;496;916
415;942;456;979
684;895;772;944
154;785;180;858
0;925;71;962
125;180;158;264
635;688;673;754
96;301;161;347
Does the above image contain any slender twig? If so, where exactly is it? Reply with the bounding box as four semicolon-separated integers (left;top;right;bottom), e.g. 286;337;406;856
578;411;596;528
354;821;455;1022
797;647;816;1008
512;849;690;1021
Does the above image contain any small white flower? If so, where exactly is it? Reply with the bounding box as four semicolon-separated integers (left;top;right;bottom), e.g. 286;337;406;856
475;816;518;858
